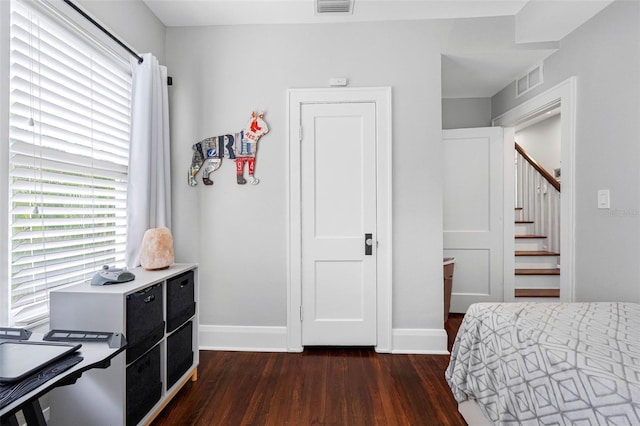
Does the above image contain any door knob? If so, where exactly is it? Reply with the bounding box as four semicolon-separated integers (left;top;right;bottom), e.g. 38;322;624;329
365;233;373;255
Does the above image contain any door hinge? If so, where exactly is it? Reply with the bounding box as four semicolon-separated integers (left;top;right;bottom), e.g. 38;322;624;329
299;306;303;322
299;125;303;142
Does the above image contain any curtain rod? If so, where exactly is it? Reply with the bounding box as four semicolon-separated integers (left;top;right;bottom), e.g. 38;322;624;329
62;0;144;64
62;0;173;85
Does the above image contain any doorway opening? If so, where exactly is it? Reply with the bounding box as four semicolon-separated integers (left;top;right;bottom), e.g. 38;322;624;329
512;105;561;299
493;77;576;302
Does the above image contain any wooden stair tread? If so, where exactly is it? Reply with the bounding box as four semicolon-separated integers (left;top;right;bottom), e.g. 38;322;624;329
515;234;547;239
515;268;560;275
515;251;560;256
515;288;560;298
515;207;523;210
515;220;534;224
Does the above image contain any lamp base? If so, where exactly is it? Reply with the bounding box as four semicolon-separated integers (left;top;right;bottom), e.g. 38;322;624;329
140;227;175;271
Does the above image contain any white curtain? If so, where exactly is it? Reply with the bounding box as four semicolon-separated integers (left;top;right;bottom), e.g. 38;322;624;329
126;53;172;269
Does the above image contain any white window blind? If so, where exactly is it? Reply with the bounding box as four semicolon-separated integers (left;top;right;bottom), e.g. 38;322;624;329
9;0;132;327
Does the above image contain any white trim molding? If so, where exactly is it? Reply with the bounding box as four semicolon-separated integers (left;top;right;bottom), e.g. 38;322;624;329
199;325;289;352
0;1;11;326
391;328;449;355
502;127;516;302
493;77;577;303
287;87;393;353
199;326;449;355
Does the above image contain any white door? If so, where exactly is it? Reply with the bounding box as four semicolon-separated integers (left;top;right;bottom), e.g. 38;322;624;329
443;127;507;313
300;102;377;346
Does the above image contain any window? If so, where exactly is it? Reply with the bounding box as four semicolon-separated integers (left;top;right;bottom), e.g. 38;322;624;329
8;0;132;327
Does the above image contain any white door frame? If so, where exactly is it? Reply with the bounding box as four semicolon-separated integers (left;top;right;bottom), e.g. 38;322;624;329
287;87;393;352
493;77;576;302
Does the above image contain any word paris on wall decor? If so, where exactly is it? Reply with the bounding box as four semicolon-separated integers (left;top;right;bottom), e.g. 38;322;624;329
188;111;269;186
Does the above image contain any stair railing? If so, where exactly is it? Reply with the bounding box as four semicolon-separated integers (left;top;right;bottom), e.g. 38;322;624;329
515;143;561;253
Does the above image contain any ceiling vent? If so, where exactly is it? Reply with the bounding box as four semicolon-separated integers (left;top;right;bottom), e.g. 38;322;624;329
315;0;354;14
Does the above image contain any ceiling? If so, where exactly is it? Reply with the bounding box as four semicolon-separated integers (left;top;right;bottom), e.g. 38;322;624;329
142;0;613;98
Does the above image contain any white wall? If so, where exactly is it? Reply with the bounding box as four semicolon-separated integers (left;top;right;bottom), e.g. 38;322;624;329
166;21;446;350
516;114;561;175
442;98;492;129
492;0;640;302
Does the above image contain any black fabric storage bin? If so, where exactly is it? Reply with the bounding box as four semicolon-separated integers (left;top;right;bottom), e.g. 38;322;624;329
166;271;196;332
126;344;161;425
167;320;194;389
126;322;164;364
126;283;164;363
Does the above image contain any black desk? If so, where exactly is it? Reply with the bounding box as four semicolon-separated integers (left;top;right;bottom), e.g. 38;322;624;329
0;332;126;426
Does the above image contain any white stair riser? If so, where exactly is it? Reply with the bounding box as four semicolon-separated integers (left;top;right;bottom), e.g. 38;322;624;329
515;256;559;269
515;239;547;251
515;274;560;289
515;210;523;222
515;222;533;235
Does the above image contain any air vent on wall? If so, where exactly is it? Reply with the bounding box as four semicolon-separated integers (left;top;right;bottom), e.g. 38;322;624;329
516;64;544;98
315;0;354;14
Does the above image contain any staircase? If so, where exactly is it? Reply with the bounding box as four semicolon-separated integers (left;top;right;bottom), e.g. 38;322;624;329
514;209;560;299
513;144;561;300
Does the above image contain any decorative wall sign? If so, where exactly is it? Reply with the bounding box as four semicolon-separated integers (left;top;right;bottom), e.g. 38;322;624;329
188;111;269;186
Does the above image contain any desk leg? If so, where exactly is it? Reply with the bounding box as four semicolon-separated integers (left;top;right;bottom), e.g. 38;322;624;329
22;400;46;426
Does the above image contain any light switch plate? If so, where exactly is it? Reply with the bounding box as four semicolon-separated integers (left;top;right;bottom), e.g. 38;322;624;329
598;189;610;209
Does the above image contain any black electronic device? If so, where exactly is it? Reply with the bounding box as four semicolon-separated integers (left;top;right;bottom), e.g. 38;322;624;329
0;341;82;383
44;329;127;349
0;327;31;340
91;265;135;286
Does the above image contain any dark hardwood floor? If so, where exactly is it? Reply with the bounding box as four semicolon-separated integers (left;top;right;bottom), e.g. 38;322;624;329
152;314;466;426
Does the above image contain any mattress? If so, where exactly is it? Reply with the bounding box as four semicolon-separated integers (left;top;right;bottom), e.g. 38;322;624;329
445;302;640;425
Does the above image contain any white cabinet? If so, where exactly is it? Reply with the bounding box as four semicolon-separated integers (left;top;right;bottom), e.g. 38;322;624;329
48;263;198;425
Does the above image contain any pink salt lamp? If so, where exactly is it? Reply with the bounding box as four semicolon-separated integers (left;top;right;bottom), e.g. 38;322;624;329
140;227;174;270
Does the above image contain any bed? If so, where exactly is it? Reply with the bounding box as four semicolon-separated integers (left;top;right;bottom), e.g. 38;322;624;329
445;302;640;425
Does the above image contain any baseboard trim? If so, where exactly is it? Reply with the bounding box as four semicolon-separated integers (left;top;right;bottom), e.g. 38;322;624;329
199;325;449;354
391;328;449;354
199;325;289;352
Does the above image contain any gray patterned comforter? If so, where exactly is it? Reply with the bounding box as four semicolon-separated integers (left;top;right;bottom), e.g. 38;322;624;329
445;302;640;425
